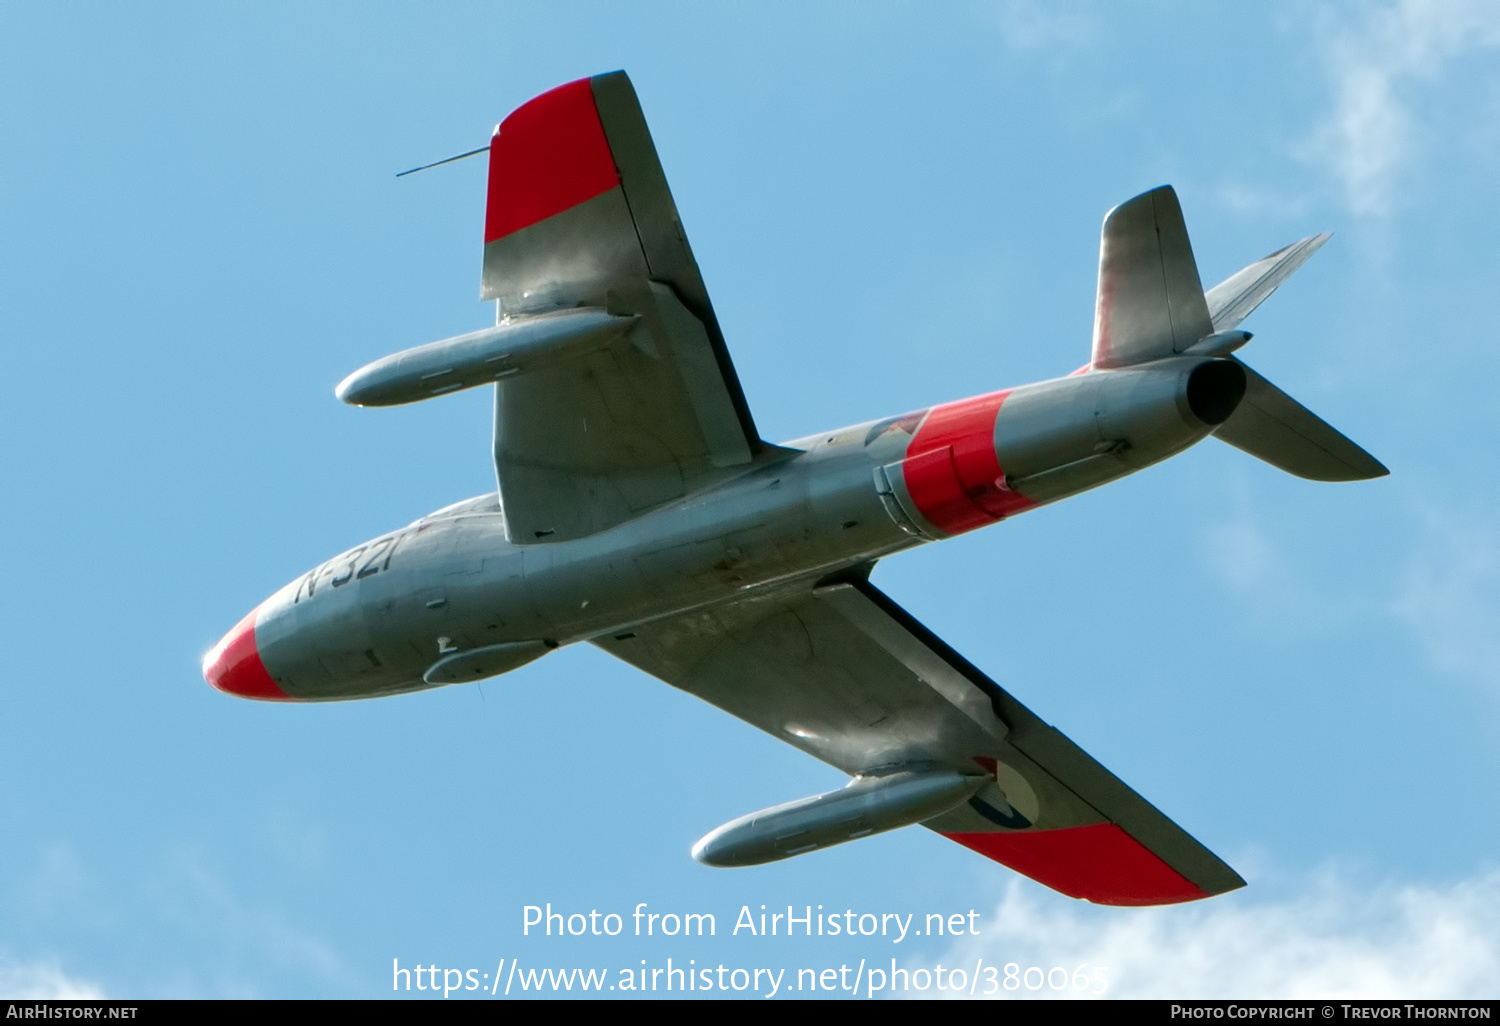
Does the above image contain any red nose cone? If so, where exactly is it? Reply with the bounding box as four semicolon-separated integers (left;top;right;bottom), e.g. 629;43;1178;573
203;608;291;701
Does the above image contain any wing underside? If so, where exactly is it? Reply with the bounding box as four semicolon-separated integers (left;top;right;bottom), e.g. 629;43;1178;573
481;73;762;543
594;577;1244;906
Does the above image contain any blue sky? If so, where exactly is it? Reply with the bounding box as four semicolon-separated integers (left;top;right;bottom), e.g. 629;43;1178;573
2;0;1499;999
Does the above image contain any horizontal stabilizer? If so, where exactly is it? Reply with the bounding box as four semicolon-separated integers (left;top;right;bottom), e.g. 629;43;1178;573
1206;233;1331;333
1215;360;1387;481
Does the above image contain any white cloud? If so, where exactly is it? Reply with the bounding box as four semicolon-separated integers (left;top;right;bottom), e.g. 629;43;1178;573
0;959;103;999
1391;503;1500;694
1213;182;1312;223
1204;516;1282;596
988;0;1097;53
1311;0;1500;216
147;847;355;997
939;866;1500;998
20;843;89;920
1199;491;1361;633
7;839;361;997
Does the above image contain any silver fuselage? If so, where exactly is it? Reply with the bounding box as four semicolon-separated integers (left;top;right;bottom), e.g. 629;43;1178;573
247;356;1235;700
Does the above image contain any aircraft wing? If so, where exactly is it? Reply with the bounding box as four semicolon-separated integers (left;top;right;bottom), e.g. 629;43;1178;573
594;576;1245;905
481;72;760;543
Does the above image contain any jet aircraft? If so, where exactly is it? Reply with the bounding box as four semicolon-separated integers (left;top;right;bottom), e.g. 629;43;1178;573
203;72;1385;906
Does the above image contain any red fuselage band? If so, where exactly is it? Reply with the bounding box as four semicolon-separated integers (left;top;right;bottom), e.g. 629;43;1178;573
901;390;1035;534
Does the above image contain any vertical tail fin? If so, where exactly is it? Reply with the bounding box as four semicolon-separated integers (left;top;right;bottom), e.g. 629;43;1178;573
1091;186;1213;369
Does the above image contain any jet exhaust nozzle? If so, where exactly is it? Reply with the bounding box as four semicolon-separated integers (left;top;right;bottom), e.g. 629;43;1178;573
692;770;985;868
1184;358;1246;426
983;356;1247;507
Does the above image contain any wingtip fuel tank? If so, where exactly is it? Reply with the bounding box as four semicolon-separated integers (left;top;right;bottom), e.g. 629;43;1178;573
336;308;637;407
692;771;987;868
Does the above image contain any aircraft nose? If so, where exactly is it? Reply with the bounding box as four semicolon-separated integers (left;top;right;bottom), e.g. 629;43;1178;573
203;608;291;700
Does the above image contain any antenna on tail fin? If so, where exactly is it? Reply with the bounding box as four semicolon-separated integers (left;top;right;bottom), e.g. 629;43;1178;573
395;145;490;178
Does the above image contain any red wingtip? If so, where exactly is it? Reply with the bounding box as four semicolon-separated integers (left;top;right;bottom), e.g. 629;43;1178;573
484;77;621;244
203;608;292;701
945;824;1211;906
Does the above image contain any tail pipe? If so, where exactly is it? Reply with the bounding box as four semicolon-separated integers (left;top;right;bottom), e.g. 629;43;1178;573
877;357;1246;537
